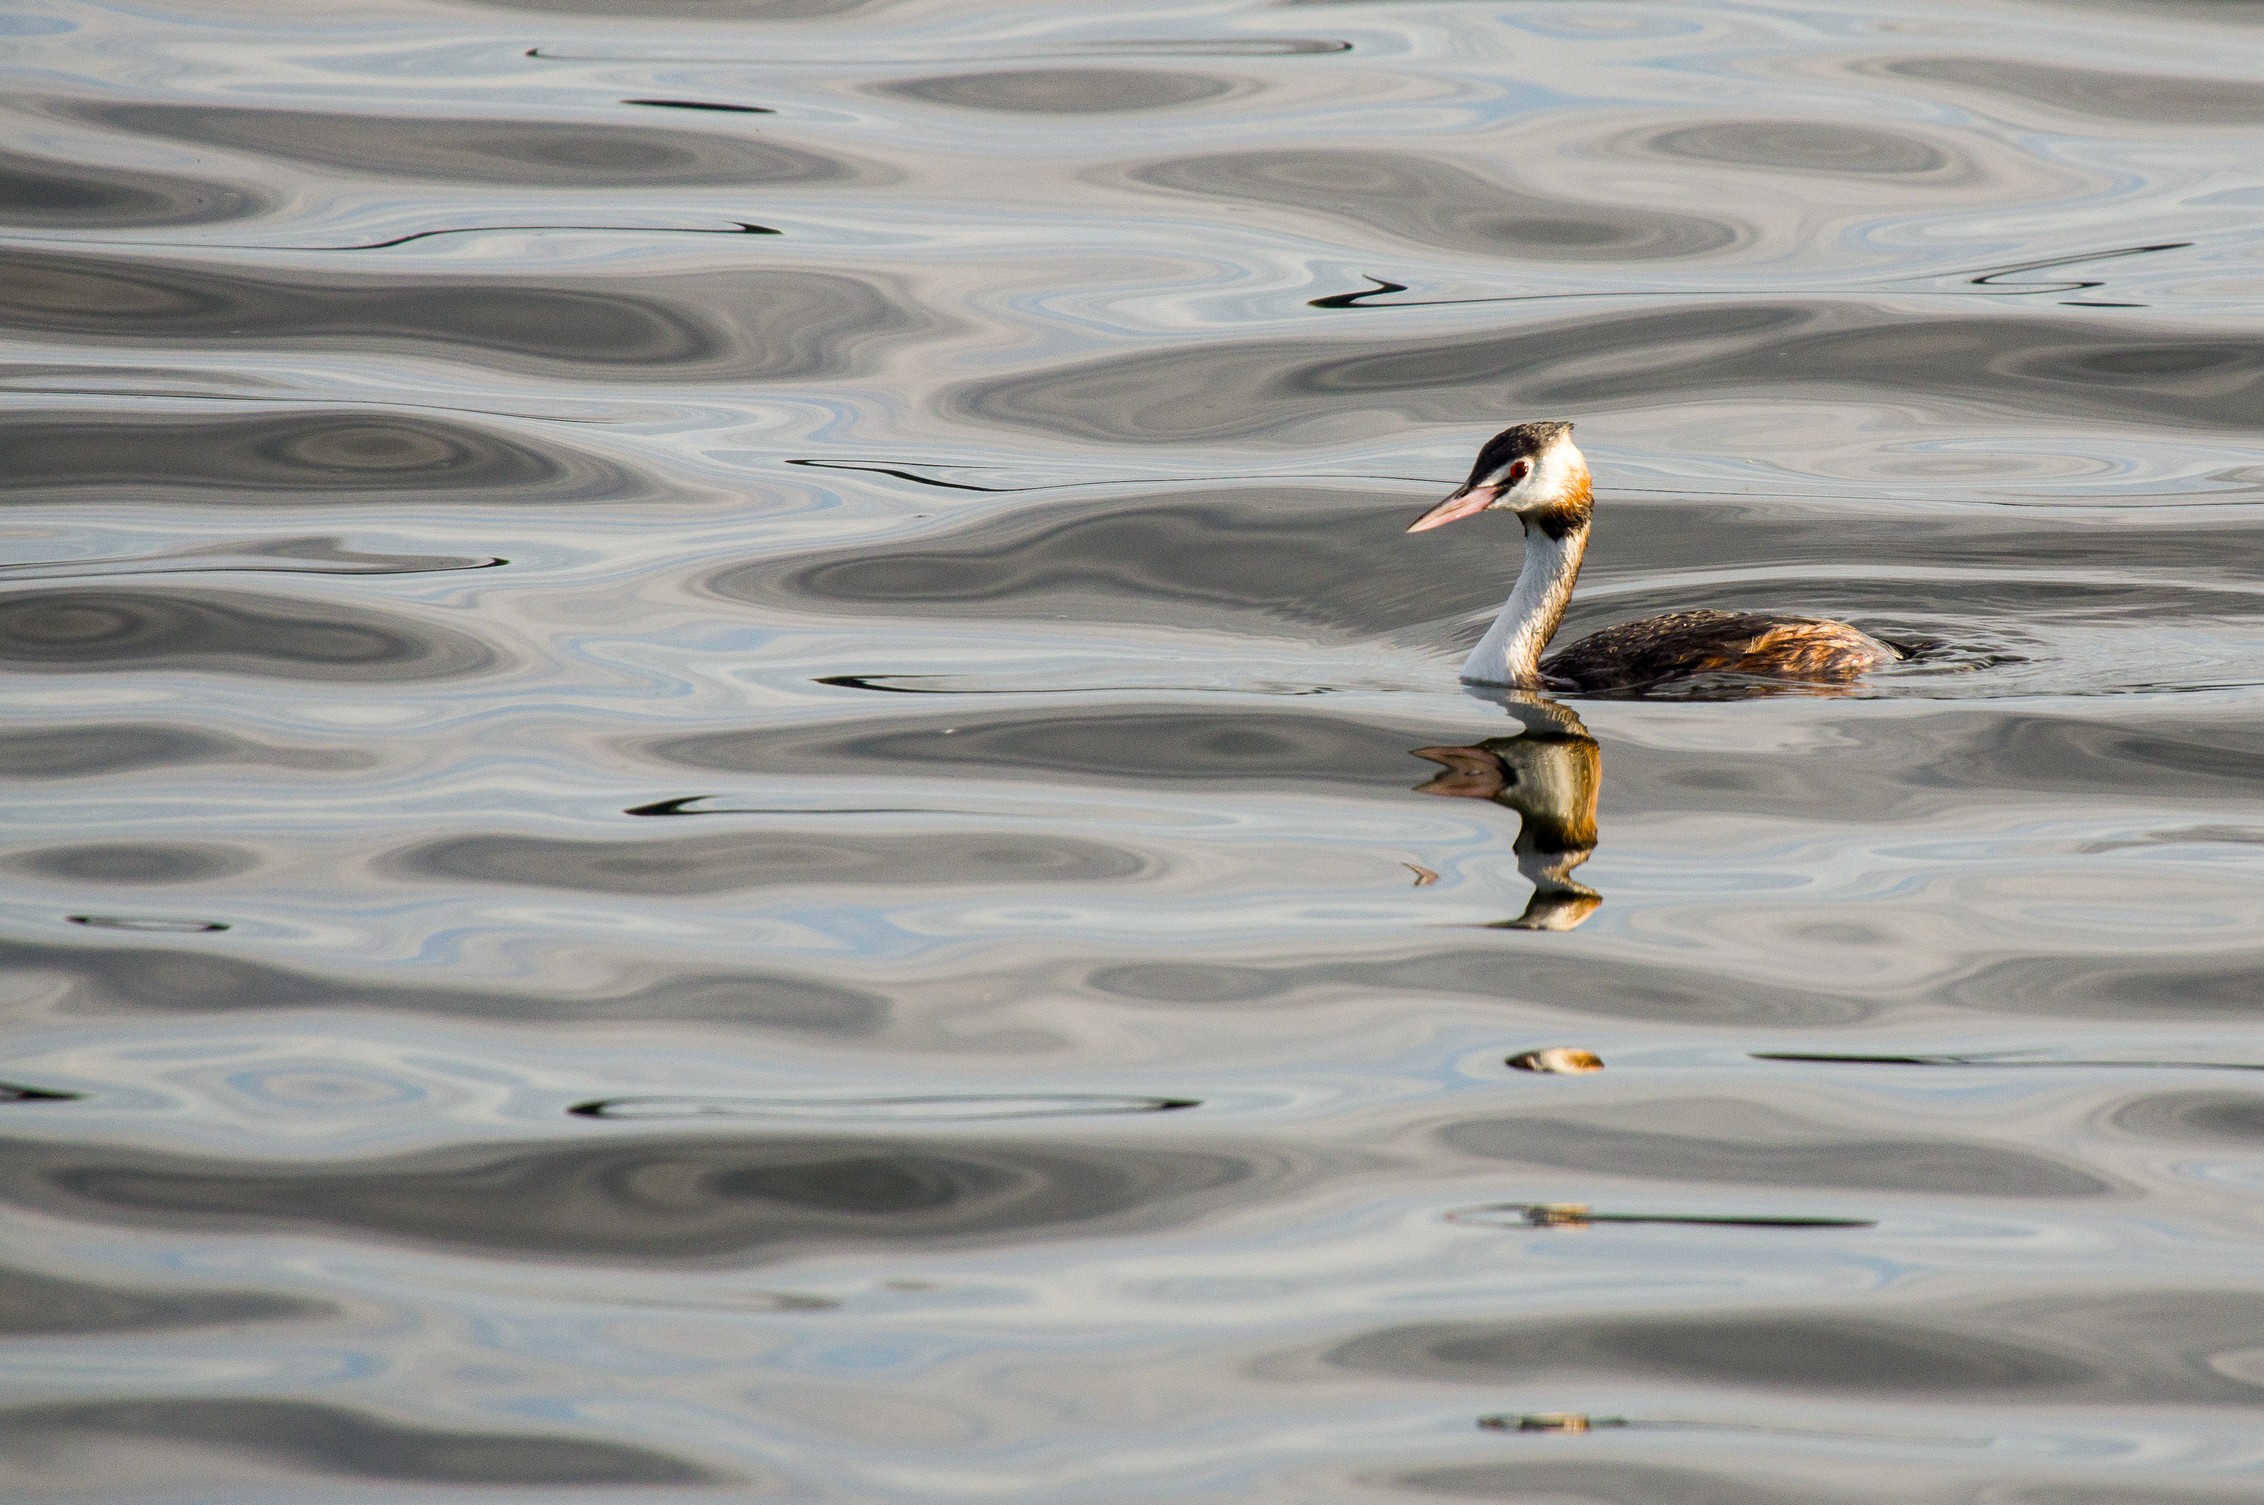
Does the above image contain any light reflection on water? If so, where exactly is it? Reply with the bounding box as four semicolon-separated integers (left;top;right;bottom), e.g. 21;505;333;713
4;0;2264;1498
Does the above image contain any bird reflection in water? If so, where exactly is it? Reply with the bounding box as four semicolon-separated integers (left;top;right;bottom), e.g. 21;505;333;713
1411;696;1601;931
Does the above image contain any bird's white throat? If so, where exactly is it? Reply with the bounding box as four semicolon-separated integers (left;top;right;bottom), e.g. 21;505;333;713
1460;518;1591;687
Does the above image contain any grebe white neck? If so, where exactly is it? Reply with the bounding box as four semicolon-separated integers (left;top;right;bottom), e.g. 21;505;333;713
1460;514;1590;688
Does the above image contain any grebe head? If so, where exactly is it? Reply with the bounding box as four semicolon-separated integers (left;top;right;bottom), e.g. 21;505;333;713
1406;420;1588;535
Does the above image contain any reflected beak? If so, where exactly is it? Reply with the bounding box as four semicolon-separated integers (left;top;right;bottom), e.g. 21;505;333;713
1405;484;1499;533
1410;744;1508;799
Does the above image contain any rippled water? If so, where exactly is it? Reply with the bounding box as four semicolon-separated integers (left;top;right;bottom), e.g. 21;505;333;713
6;0;2264;1498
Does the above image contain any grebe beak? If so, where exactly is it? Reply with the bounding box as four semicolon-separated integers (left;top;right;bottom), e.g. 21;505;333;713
1406;483;1500;533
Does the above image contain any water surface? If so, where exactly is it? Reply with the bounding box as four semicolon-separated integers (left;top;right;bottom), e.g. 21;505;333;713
4;0;2264;1499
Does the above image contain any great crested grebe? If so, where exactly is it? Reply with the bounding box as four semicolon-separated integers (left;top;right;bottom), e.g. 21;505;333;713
1407;421;1903;693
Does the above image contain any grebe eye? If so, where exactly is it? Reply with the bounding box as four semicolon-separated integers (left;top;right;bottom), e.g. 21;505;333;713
1507;460;1530;484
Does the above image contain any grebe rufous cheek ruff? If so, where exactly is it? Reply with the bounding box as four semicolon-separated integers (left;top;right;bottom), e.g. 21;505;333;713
1407;420;1903;694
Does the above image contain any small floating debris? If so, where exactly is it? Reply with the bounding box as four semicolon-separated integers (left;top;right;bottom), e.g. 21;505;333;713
68;915;229;933
1481;1413;1627;1434
1756;1050;2264;1072
570;1093;1198;1122
1405;863;1439;888
1450;1202;1874;1230
1478;1413;1985;1445
1520;1202;1598;1227
1507;1048;1602;1075
0;1082;82;1104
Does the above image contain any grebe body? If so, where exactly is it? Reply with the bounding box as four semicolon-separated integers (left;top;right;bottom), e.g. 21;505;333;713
1408;421;1901;694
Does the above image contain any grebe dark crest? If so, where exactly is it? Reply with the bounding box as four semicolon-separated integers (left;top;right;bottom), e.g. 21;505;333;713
1408;420;1902;694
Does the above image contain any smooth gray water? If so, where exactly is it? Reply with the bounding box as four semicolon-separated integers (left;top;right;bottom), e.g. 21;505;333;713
4;0;2264;1499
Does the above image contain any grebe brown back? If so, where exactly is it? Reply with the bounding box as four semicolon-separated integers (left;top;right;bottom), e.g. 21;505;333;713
1407;420;1902;694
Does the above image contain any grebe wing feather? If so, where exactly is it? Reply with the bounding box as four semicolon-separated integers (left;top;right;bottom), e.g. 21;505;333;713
1542;610;1898;693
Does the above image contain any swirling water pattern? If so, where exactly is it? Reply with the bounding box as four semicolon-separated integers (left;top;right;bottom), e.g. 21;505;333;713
3;0;2263;1498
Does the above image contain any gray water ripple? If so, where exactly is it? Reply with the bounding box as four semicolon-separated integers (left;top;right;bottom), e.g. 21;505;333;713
1823;948;2264;1023
2107;1091;2264;1145
1872;56;2264;125
2;409;633;503
0;1397;721;1486
57;100;882;187
3;842;258;884
473;0;878;17
1436;1098;2109;1197
0;936;889;1031
1922;714;2264;800
3;1132;1280;1261
1356;1314;2092;1395
643;706;1438;789
1544;705;2264;820
396;828;1157;895
885;67;1240;113
1329;1288;2264;1404
1406;1464;2264;1505
0;148;268;229
0;249;926;381
0;1263;328;1336
0;722;372;779
1399;1461;1838;1505
706;483;1477;638
0;588;498;681
1626;121;1958;178
1086;949;1870;1026
949;301;2264;444
1119;149;1748;261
